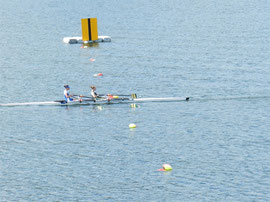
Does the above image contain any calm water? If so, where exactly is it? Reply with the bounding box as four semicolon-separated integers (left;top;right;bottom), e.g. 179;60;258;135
0;0;270;201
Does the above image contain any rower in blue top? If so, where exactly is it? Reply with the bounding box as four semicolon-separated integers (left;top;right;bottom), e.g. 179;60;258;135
64;85;73;102
64;85;82;102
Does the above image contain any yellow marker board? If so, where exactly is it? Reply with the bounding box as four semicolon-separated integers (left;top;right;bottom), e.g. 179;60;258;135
90;18;98;41
81;18;98;41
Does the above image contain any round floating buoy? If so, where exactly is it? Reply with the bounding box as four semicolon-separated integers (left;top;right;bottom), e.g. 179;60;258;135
129;123;136;128
94;73;103;77
90;58;96;62
158;164;172;171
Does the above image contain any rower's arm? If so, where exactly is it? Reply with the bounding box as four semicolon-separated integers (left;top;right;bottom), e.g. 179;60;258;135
64;92;72;98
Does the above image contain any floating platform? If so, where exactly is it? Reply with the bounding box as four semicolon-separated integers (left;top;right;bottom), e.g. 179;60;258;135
63;36;111;44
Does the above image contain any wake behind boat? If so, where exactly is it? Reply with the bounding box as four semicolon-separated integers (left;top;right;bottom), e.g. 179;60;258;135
0;95;189;107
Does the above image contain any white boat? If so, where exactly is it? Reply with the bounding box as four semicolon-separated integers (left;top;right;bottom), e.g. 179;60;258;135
0;96;189;107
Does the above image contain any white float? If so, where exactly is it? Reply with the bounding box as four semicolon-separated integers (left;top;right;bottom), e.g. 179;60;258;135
63;36;111;44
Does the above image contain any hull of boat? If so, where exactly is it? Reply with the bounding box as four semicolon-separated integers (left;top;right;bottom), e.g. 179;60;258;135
0;97;189;107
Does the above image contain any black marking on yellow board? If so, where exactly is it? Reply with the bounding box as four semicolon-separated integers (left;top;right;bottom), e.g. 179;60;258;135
88;18;91;40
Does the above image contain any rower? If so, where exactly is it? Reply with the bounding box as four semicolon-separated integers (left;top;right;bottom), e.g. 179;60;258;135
90;86;112;102
90;86;98;98
64;85;82;102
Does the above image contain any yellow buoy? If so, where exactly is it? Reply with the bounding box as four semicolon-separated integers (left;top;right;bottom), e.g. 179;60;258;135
129;123;136;128
163;164;172;171
113;96;119;99
158;164;172;171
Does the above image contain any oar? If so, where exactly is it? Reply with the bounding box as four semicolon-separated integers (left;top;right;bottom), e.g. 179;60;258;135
99;93;137;98
73;94;106;99
72;94;101;99
72;95;91;98
99;94;134;96
73;93;137;99
70;96;97;102
110;94;132;96
82;98;96;101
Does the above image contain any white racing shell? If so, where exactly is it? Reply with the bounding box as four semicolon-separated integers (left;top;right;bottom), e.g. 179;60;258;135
0;97;189;107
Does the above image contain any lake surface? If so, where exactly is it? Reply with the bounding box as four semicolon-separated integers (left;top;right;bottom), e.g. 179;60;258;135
0;0;270;201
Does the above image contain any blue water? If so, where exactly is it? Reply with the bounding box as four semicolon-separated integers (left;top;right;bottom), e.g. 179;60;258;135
1;0;270;201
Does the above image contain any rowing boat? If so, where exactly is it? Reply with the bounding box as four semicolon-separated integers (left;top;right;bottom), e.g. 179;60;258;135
0;97;189;107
